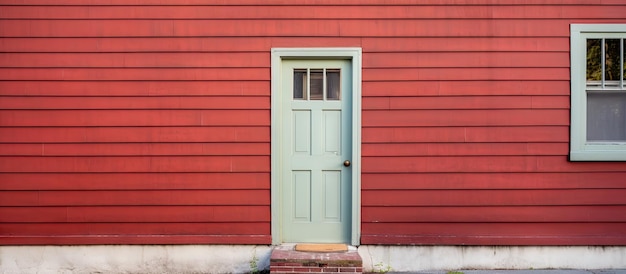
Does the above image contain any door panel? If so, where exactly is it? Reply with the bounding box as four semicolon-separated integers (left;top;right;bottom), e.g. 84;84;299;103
293;171;311;222
323;111;341;154
293;110;311;155
281;59;352;243
323;171;341;221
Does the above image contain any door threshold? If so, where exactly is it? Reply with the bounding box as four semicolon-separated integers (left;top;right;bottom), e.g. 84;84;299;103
295;243;348;253
275;243;357;252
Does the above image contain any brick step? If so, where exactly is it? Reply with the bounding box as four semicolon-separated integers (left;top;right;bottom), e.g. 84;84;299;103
270;244;362;274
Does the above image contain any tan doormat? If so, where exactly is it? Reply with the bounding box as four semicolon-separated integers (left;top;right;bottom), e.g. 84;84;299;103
295;243;348;252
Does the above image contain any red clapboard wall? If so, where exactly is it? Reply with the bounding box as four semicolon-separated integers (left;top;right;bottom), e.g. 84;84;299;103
1;0;626;245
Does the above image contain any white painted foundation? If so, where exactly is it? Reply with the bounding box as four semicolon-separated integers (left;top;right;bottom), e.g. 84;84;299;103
1;245;625;273
0;245;273;274
358;246;626;272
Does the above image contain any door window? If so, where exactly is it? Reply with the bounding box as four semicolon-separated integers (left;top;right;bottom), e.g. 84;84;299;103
293;68;341;101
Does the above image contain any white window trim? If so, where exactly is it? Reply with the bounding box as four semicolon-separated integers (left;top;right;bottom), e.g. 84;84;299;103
570;24;626;161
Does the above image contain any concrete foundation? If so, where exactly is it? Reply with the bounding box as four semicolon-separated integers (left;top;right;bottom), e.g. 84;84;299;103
358;246;626;272
1;245;625;273
0;245;273;274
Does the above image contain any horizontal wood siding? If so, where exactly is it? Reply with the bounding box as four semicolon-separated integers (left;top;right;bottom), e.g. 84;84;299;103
0;1;276;245
356;2;626;245
1;1;626;245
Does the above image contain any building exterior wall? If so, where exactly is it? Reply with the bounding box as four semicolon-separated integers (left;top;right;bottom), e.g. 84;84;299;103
1;0;626;246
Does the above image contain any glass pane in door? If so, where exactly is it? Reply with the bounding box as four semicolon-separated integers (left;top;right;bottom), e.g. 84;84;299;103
310;69;323;100
293;69;307;100
327;70;341;100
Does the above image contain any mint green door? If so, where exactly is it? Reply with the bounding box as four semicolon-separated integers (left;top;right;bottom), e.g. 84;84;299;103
280;59;352;243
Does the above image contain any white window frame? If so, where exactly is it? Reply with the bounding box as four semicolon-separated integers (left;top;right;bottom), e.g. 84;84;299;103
570;24;626;161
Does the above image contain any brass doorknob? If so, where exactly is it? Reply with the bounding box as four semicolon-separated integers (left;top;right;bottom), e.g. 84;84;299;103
343;160;351;167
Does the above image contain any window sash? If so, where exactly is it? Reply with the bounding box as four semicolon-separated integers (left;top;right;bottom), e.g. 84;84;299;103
585;38;625;90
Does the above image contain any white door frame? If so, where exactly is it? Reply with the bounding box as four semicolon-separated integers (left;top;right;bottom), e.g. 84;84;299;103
270;48;362;246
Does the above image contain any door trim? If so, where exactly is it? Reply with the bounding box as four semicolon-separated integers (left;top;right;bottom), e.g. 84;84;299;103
270;48;362;245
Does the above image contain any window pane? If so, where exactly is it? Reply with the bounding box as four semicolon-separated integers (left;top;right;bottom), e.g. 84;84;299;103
605;39;621;86
293;69;307;100
310;69;323;100
587;39;602;84
326;69;340;100
587;93;626;141
623;39;625;83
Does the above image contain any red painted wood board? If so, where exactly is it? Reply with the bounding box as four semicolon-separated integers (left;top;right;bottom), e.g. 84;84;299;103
537;157;626;172
363;143;569;156
362;220;626;245
0;52;270;68
0;190;270;206
0;52;571;69
362;109;569;127
363;96;569;110
0;222;270;235
362;37;569;52
363;81;570;96
0;0;624;5
0;81;269;96
0;173;270;190
362;206;626;223
464;126;569;142
363;127;467;143
362;173;626;190
1;5;625;20
0;96;270;110
364;68;570;81
364;52;569;68
362;189;626;206
0;235;272;245
0;110;270;126
363;126;568;143
0;37;567;53
362;223;626;236
0;37;360;53
0;80;567;97
0;19;580;37
361;234;626;246
0;156;270;173
0;68;269;81
0;206;270;223
363;156;626;173
0;143;270;156
0;127;269;143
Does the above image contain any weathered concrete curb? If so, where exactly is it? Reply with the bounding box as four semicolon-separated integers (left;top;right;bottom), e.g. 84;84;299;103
393;270;626;274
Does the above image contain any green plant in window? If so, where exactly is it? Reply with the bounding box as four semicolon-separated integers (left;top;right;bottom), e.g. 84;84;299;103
587;39;624;82
587;39;602;81
605;39;621;81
